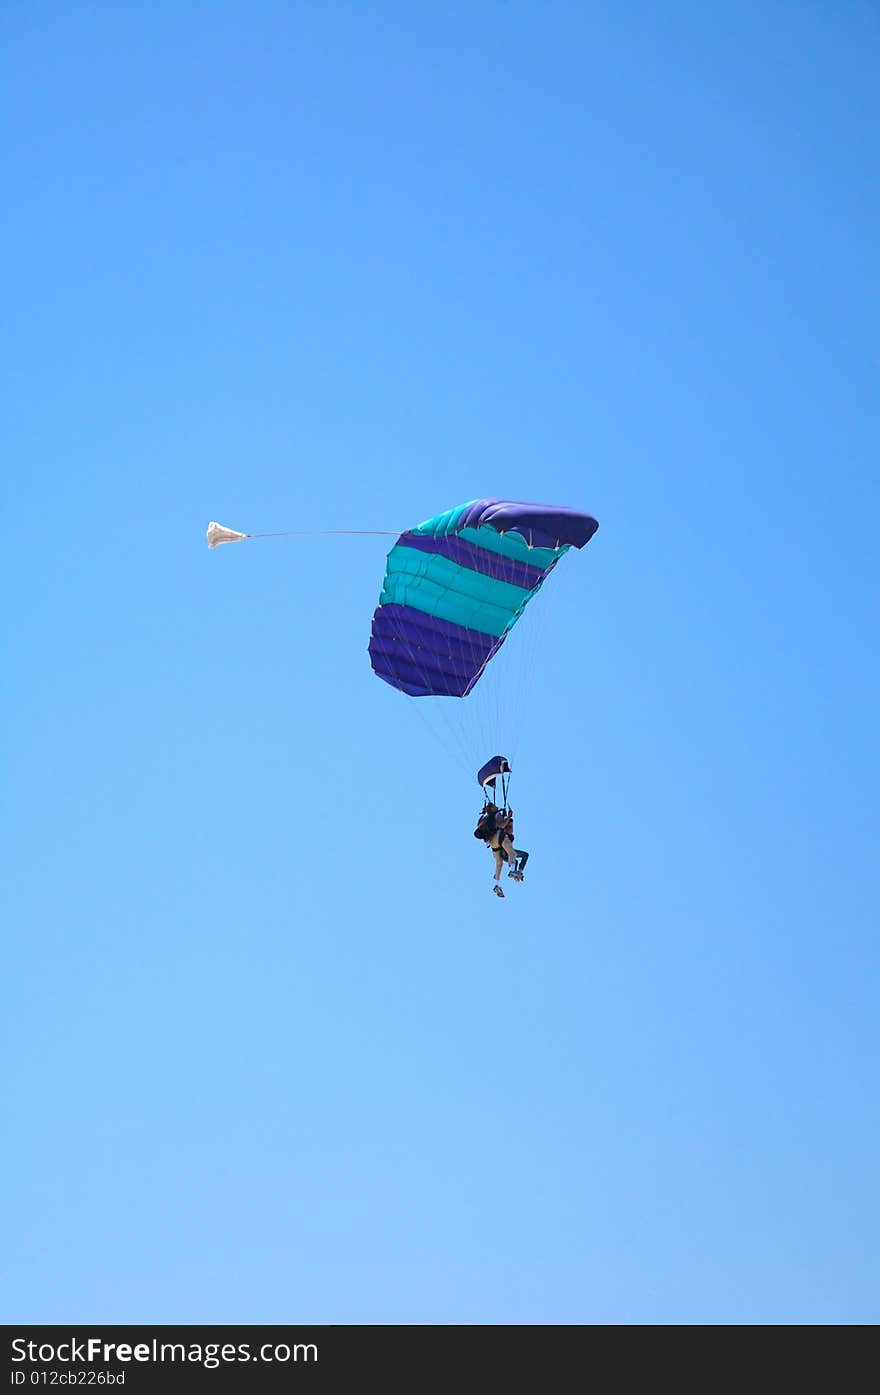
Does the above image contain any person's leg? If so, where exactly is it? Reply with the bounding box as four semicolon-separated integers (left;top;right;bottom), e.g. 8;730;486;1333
490;841;506;895
507;846;527;880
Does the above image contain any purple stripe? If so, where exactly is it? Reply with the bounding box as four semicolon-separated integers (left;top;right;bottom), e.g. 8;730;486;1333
369;635;479;684
369;603;504;697
398;531;548;589
455;499;599;550
369;653;470;697
371;604;496;660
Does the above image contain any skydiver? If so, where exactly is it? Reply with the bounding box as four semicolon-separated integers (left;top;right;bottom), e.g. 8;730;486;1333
474;802;507;896
474;802;499;843
505;808;529;881
497;807;529;884
487;809;521;896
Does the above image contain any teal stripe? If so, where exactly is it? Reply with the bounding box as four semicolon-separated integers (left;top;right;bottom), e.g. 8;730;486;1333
380;545;534;637
409;504;567;570
380;573;542;640
411;501;477;538
457;526;566;572
380;576;504;637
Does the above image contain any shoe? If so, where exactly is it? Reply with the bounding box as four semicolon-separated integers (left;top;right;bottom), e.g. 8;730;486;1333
492;884;505;898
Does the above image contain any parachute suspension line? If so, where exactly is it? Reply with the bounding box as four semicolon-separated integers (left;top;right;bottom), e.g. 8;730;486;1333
414;689;472;779
507;602;532;772
485;532;508;759
382;604;472;777
500;549;518;758
508;630;529;771
389;611;469;775
467;533;504;769
405;687;471;780
493;540;506;760
506;549;559;772
487;541;503;762
478;528;546;768
477;538;511;765
456;556;485;766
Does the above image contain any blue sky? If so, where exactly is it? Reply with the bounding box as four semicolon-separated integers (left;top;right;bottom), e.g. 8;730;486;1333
3;0;878;1323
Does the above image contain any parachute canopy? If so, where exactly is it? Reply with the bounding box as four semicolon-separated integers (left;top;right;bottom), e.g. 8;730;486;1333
368;497;598;698
207;521;247;548
478;755;511;790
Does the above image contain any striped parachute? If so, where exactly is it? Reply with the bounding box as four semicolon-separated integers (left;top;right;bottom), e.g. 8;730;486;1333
206;497;598;787
368;498;598;699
